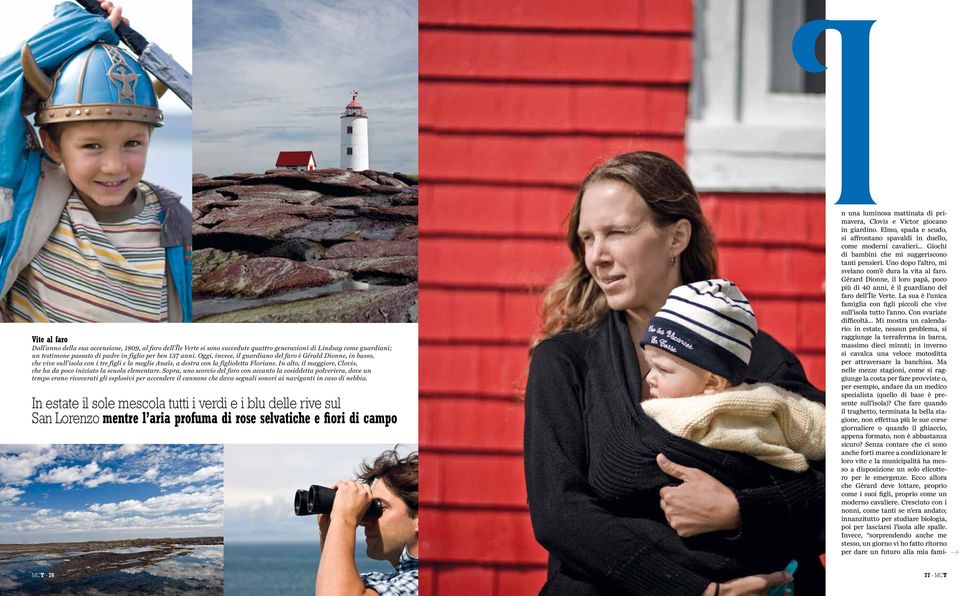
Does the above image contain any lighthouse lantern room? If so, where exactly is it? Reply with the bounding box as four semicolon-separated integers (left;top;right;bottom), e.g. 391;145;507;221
340;90;369;170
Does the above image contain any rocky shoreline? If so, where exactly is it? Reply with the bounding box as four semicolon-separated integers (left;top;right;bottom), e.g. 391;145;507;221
0;537;223;589
192;168;418;322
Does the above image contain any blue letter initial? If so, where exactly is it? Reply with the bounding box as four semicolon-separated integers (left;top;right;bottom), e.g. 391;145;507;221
793;20;875;205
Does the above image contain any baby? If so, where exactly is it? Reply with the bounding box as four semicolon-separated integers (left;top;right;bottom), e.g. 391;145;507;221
0;2;191;322
640;279;824;472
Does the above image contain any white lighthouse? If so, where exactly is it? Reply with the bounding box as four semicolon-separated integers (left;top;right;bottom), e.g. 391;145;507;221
340;90;369;170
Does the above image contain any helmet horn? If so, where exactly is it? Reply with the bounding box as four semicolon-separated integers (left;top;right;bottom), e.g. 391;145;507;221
150;75;168;99
20;44;53;100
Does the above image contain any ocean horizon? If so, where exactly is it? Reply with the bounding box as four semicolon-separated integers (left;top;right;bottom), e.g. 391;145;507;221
225;542;394;596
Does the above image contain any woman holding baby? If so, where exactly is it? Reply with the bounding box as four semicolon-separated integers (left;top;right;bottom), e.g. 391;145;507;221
524;151;825;595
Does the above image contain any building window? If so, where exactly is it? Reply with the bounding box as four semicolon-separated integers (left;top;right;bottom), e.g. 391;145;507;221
346;147;353;155
771;0;825;94
347;126;353;134
686;0;825;192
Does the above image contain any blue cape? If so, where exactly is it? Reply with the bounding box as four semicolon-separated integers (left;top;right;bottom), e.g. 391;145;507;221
0;3;118;291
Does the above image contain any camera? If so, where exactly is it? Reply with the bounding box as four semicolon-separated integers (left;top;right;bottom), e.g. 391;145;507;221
294;485;383;519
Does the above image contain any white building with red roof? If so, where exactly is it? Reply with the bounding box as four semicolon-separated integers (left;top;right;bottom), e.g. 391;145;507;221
275;151;316;171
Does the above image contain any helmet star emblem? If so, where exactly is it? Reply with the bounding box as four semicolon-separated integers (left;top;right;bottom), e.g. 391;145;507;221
109;64;139;103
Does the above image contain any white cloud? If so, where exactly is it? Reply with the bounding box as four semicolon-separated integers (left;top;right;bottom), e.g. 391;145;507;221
0;446;57;483
0;487;24;503
100;445;145;460
37;461;100;486
90;485;222;517
161;465;223;487
63;510;100;523
6;509;222;537
0;485;223;541
83;470;119;488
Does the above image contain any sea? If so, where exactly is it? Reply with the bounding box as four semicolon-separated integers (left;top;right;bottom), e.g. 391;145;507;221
224;542;394;596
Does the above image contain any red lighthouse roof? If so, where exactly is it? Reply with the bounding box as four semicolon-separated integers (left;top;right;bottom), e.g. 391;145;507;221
341;90;368;118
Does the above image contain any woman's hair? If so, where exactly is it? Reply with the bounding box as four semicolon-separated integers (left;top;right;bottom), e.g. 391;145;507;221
537;151;718;341
358;448;418;516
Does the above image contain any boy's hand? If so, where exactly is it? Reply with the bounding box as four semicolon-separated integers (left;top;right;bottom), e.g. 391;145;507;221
99;1;129;29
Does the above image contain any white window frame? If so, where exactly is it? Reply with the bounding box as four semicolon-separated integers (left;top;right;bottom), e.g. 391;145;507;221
686;0;825;192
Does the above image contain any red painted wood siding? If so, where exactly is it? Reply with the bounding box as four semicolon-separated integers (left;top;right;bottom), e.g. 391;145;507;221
419;2;825;594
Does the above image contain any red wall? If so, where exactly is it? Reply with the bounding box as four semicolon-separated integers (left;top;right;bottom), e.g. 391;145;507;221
419;2;824;593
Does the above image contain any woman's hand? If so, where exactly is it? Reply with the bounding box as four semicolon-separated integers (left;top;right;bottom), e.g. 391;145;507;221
701;570;793;596
657;453;740;537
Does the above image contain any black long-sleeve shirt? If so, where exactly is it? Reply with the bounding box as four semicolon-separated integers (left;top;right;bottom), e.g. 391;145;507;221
524;310;825;595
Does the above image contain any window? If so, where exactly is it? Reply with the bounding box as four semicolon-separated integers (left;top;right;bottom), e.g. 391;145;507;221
347;126;353;134
686;0;825;192
346;147;353;155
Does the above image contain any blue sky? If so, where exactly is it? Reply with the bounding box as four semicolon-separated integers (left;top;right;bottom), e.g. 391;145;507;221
192;0;418;176
0;445;223;543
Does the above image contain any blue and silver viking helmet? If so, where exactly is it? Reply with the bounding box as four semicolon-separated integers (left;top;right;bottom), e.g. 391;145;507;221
21;42;164;127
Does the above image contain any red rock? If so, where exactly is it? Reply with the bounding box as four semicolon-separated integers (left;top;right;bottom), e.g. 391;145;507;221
320;195;394;209
391;191;418;206
325;240;417;259
203;212;313;238
367;185;405;195
375;174;408;188
312;256;417;279
241;170;380;196
192;248;251;278
357;205;418;222
193;257;349;298
195;283;418;323
192;189;234;214
392;172;418;186
193;222;213;237
212;172;258;180
198;201;333;226
218;184;322;204
397;225;419;240
193;179;239;193
284;219;362;243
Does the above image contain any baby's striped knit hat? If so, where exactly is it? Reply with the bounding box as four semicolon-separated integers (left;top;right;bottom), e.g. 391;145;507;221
640;279;758;384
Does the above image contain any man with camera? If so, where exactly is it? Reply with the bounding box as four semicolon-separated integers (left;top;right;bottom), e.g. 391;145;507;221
315;449;418;595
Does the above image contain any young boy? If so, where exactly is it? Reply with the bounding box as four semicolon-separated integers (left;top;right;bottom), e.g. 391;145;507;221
640;279;824;472
0;2;191;322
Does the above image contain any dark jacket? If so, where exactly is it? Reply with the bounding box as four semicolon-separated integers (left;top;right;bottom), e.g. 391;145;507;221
524;310;825;595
